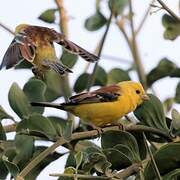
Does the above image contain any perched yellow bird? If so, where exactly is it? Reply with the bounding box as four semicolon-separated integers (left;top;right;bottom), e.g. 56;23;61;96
0;24;98;78
31;81;149;127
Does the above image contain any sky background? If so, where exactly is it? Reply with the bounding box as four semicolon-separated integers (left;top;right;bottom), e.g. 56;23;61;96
0;0;180;179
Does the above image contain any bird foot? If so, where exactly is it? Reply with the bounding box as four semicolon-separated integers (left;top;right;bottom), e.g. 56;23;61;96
112;122;125;131
91;124;104;137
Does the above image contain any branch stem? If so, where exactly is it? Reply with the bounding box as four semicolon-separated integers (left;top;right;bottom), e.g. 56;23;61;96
87;11;113;91
0;22;15;35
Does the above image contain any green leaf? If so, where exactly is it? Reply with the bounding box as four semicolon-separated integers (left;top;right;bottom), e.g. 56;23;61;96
16;114;57;140
94;66;107;86
63;119;73;141
44;70;62;101
144;142;180;180
25;146;61;180
0;105;13;121
15;60;32;69
162;14;180;40
61;50;78;68
65;152;76;168
108;0;128;16
38;8;57;23
101;130;140;161
134;94;169;132
163;97;174;113
175;82;180;103
75;151;83;170
107;68;131;84
103;148;131;170
74;73;89;93
23;79;47;114
163;168;180;180
85;10;107;31
48;116;67;136
0;122;6;140
2;155;19;178
8;83;31;119
13;135;34;170
147;58;177;86
0;158;8;179
171;109;180;130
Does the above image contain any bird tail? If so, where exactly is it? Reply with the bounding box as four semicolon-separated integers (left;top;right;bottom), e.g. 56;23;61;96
58;39;99;62
43;60;73;75
30;101;65;110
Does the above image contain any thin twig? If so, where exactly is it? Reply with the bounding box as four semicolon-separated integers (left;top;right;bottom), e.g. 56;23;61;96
135;0;155;35
49;173;111;179
113;163;142;179
156;0;180;22
128;0;147;89
0;22;15;35
18;124;172;178
86;11;113;91
143;133;162;180
3;123;16;132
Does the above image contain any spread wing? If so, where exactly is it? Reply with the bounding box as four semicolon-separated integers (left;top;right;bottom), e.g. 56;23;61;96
0;33;36;69
66;85;121;105
49;29;99;62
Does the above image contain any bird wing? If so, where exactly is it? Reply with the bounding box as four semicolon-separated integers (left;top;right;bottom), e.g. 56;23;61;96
67;84;121;105
0;33;36;69
49;29;99;62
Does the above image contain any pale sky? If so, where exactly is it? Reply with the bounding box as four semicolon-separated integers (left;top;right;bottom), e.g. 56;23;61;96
0;0;180;179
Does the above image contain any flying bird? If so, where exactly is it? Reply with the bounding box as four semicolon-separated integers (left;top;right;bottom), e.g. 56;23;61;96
31;81;149;127
0;24;98;78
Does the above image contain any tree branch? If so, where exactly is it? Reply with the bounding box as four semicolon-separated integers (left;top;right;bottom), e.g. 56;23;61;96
18;124;172;178
0;22;15;35
86;11;113;91
128;0;147;89
156;0;180;23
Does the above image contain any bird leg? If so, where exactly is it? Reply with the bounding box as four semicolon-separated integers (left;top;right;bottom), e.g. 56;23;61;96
90;124;104;137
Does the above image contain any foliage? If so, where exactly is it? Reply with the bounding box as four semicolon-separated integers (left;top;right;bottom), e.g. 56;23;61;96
0;0;180;179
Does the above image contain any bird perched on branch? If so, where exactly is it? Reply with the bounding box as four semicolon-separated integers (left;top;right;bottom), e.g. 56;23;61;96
31;81;149;128
0;24;98;78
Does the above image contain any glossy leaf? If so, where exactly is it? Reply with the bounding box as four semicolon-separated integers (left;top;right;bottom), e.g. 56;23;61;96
23;79;46;114
38;8;57;23
175;82;180;103
144;142;180;180
63;119;73;141
94;66;107;87
61;50;78;68
163;97;174;113
108;0;128;16
85;10;107;31
134;94;169;132
48;116;67;136
0;158;8;179
16;114;57;140
101;130;140;160
75;151;83;170
171;109;180;130
0;105;13;120
147;58;177;86
65;152;76;168
2;155;19;178
8;83;31;119
163;168;180;180
13;135;34;170
44;70;62;101
107;68;131;84
162;14;180;40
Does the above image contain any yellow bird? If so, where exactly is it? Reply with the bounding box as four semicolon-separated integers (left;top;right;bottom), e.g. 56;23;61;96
0;24;98;78
31;81;149;127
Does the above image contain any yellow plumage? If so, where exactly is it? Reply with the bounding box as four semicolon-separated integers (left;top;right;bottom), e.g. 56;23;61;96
31;81;149;127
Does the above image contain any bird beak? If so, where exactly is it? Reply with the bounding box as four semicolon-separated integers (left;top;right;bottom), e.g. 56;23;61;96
141;94;149;101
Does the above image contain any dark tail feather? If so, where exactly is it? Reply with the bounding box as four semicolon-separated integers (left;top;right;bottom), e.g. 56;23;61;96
58;39;99;62
30;102;65;110
43;60;73;75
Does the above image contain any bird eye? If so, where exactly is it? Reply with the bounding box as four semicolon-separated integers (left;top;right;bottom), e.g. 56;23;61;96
136;90;140;94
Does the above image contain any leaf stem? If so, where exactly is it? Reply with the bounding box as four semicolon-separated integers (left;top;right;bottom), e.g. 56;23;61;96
86;11;113;91
143;133;162;180
156;0;180;23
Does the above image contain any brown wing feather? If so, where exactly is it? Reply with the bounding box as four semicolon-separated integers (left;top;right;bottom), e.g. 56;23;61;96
0;39;22;69
67;84;121;105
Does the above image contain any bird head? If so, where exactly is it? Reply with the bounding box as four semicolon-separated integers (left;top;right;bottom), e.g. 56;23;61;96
15;24;29;34
118;81;149;106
